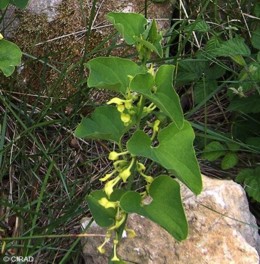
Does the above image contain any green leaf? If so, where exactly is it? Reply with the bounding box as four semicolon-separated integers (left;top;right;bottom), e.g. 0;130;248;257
142;19;163;57
221;152;238;170
207;37;251;58
127;121;202;194
185;20;210;33
236;167;260;202
130;65;184;128
194;80;218;105
120;176;188;241
251;28;260;50
0;39;22;77
10;0;29;8
228;96;260;113
75;105;128;143
226;142;240;152
86;190;116;227
202;141;226;161
107;12;147;45
134;36;163;58
0;0;9;9
85;57;143;94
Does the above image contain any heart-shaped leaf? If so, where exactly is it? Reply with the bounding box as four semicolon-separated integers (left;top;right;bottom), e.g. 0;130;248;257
107;12;147;45
120;176;188;241
130;65;184;128
127;121;202;194
85;57;143;94
0;39;22;77
75;105;128;143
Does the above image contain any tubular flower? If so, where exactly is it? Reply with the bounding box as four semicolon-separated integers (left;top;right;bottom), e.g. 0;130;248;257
98;197;118;209
119;158;135;182
120;112;131;124
136;162;146;172
143;103;157;114
140;171;154;183
99;170;117;182
108;151;129;161
124;100;133;110
104;176;121;197
108;212;126;231
97;235;111;254
125;227;136;238
147;64;156;76
151;119;160;140
111;239;120;261
107;97;125;105
153;119;160;133
113;160;128;171
107;97;133;113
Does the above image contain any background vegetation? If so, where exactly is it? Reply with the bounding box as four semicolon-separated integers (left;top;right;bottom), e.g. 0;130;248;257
0;0;259;263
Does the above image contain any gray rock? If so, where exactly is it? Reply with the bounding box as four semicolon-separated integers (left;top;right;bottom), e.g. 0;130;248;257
81;175;260;264
27;0;63;22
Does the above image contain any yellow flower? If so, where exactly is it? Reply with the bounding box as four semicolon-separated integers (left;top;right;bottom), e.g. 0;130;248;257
98;197;118;209
100;170;117;182
107;97;124;105
137;162;146;172
97;236;111;254
124;100;133;110
125;228;136;238
108;151;120;161
140;171;154;183
108;151;128;161
119;168;131;182
111;239;120;261
108;213;126;231
0;34;3;40
104;176;121;197
120;112;131;123
119;158;135;182
97;245;106;254
153;119;160;132
113;159;128;171
117;104;125;112
147;64;155;76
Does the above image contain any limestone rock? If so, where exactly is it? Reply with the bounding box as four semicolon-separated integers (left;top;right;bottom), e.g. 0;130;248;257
27;0;63;22
81;175;260;264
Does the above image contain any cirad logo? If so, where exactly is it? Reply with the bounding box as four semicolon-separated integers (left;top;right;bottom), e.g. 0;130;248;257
3;255;34;263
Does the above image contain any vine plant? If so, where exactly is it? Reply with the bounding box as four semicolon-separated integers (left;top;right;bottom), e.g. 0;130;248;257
75;12;202;263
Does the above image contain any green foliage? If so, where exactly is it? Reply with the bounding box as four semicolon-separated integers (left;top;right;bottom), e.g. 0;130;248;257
86;57;143;93
127;121;201;194
236;167;260;202
75;106;129;143
120;176;188;241
0;0;29;9
202;141;239;170
75;12;201;261
130;65;184;128
106;12;147;45
0;38;22;77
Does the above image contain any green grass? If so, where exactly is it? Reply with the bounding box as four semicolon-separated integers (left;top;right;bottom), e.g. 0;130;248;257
1;0;260;263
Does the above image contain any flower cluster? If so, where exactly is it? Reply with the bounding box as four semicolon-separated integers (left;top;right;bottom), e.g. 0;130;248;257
107;90;138;126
